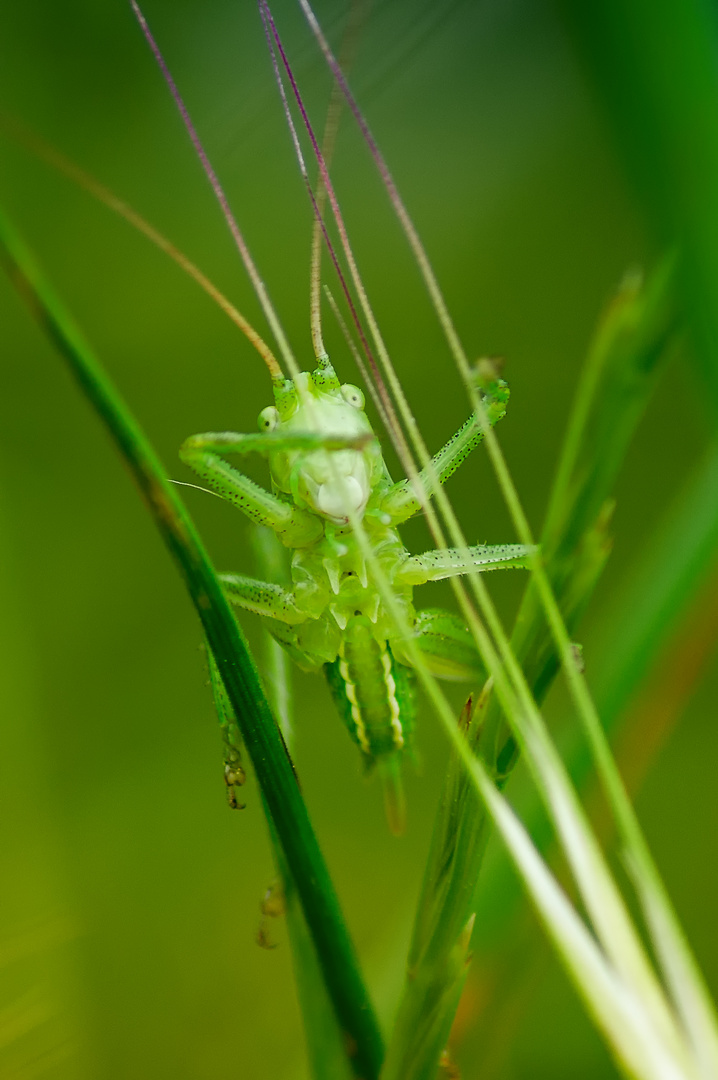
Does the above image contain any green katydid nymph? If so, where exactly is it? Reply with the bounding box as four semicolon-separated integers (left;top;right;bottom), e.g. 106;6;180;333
180;356;532;833
131;0;534;831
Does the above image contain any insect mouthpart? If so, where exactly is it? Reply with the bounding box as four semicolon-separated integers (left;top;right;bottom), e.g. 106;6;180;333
316;474;366;523
297;449;371;525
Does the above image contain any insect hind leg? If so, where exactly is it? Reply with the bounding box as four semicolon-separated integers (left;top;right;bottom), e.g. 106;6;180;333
392;608;486;683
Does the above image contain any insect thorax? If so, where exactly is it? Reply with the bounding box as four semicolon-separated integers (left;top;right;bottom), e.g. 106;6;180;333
264;514;415;670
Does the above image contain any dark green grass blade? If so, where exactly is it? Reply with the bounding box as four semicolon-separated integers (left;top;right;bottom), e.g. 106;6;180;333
268;826;355;1080
0;207;383;1080
382;262;677;1080
250;528;353;1080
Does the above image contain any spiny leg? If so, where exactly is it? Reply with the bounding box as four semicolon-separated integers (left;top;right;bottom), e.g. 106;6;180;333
180;429;368;545
180;431;316;544
380;371;509;525
219;570;336;670
206;643;246;809
395;544;535;586
392;609;486;682
219;572;307;624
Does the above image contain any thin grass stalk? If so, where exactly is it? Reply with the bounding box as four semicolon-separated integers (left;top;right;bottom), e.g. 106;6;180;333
0;208;384;1080
472;773;693;1080
308;0;370;362
485;258;677;764
263;32;615;930
263;7;548;789
296;11;718;1070
264;13;710;1065
130;0;299;381
470;433;718;946
378;261;686;1075
267;14;595;873
327;485;690;1077
251;529;351;1078
0;114;282;376
559;9;718;1059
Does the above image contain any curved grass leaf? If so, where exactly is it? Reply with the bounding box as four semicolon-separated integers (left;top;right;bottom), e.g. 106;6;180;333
0;207;383;1080
384;258;678;1080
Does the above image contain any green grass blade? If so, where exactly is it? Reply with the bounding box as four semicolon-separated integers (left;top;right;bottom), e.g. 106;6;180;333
283;886;355;1080
468;440;718;1038
0;206;384;1080
250;528;353;1080
472;773;695;1080
262;821;354;1080
487;258;677;763
383;262;677;1080
541;7;718;1059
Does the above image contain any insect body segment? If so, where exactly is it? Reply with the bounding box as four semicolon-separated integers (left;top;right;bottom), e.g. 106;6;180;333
325;616;413;759
181;356;533;831
326;618;414;834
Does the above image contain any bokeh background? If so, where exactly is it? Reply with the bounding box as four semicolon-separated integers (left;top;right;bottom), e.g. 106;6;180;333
0;1;716;1077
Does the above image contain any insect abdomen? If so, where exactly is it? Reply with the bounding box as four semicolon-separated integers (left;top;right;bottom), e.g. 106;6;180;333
324;615;414;764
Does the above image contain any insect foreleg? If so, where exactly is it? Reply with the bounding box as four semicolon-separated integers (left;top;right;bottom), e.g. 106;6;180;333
180;429;372;543
396;544;535;585
219;572;306;624
180;432;322;545
183;430;371;457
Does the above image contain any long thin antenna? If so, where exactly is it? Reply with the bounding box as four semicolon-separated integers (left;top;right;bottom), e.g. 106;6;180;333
0;115;282;378
262;4;550;781
323;283;374;400
309;0;371;361
129;0;297;380
297;0;471;386
258;0;397;439
259;0;418;471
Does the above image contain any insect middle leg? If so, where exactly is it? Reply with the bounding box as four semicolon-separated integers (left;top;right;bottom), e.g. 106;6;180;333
219;573;306;624
396;544;534;585
380;372;509;524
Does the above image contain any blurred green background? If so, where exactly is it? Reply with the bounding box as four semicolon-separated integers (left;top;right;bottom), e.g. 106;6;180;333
0;1;716;1077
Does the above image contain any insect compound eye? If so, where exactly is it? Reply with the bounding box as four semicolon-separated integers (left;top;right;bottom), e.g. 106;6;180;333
340;384;365;410
258;406;280;432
